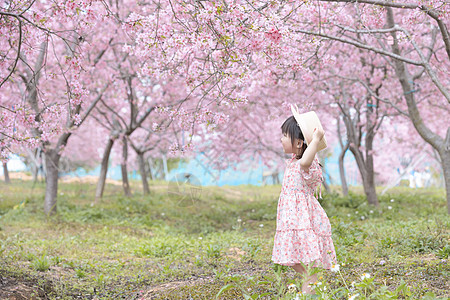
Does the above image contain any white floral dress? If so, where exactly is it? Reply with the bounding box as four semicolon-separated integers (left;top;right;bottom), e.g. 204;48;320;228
271;153;337;269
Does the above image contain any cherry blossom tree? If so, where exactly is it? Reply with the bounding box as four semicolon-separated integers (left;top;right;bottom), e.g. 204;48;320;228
318;46;406;206
127;0;449;212
128;122;175;195
89;57;185;199
1;0;110;215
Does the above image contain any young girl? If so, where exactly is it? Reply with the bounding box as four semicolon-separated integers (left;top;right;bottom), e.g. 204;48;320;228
271;113;337;295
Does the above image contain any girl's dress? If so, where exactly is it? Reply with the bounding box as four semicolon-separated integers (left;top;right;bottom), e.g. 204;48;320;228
271;153;337;269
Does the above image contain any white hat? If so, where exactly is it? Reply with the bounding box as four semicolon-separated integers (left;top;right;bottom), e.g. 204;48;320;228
290;104;327;151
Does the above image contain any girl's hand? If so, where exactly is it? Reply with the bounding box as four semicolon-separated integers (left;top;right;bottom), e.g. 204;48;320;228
312;127;325;142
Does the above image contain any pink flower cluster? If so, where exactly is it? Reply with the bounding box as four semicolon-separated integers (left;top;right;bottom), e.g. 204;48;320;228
265;28;282;43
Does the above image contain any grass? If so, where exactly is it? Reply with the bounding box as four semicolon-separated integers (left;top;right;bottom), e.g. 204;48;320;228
0;178;448;299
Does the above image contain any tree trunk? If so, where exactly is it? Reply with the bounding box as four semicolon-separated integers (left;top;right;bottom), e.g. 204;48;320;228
147;158;154;181
121;138;132;197
320;164;331;193
361;166;378;207
365;118;379;207
342;107;379;207
162;153;168;181
361;174;378;206
350;147;379;207
336;117;349;196
440;147;450;214
44;149;60;216
95;138;115;201
137;152;150;195
31;161;39;183
356;156;379;207
338;144;349;196
3;162;10;184
41;152;47;183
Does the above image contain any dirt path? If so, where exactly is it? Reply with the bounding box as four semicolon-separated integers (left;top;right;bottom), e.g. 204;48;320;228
0;276;45;300
142;277;213;298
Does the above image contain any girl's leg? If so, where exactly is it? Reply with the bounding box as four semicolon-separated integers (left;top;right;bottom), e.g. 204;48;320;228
292;263;306;273
301;272;317;294
291;263;317;295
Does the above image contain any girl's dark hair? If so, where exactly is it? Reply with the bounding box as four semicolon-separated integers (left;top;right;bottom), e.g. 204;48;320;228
281;116;307;160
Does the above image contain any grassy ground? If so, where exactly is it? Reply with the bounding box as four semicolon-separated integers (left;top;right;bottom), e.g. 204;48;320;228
0;179;448;299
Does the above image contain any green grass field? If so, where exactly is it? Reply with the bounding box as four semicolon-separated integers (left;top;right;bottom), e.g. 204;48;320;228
0;178;448;299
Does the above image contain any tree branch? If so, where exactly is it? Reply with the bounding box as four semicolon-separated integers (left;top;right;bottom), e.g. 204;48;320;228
78;83;110;126
295;29;423;65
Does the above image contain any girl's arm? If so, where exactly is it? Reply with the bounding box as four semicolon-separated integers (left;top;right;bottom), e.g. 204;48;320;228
300;128;325;172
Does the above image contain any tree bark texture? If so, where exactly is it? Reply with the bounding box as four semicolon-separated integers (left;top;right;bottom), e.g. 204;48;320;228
3;162;10;184
137;152;150;195
442;149;450;214
121;138;132;197
349;146;379;207
95;138;115;200
337;118;349;196
338;144;349;196
147;158;154;181
44;149;60;216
